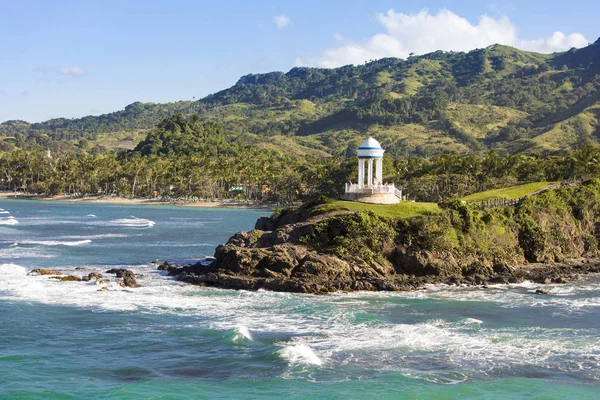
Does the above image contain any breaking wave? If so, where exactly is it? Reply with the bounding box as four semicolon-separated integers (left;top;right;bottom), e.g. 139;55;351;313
105;217;155;228
0;216;18;225
16;239;92;247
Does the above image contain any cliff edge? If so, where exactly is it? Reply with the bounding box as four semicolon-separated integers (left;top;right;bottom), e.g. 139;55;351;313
167;181;600;293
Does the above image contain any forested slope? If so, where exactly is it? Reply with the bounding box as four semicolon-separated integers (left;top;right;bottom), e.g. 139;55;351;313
2;39;600;156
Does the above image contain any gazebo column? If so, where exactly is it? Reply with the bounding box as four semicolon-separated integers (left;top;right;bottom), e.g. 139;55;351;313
368;159;373;187
358;159;365;188
375;158;383;184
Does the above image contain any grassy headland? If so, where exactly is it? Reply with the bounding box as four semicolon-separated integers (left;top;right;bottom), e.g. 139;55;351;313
461;181;556;202
316;199;440;219
182;180;600;293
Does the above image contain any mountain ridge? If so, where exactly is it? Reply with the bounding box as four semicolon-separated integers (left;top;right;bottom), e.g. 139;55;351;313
1;40;599;156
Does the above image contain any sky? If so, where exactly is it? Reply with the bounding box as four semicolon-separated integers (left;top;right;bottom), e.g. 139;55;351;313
1;0;598;123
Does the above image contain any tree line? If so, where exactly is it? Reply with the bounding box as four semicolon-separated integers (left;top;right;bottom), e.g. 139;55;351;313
2;114;599;204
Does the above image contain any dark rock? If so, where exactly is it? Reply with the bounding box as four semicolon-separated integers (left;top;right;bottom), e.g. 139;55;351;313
254;216;273;231
106;268;128;277
31;268;61;276
492;263;513;274
489;276;509;284
83;272;104;282
164;205;600;294
120;270;141;288
52;275;82;282
82;271;104;282
535;289;552;295
157;262;171;270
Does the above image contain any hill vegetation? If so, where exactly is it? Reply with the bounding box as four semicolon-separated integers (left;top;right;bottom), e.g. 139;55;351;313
460;181;555;202
315;199;440;219
2;40;600;203
2;39;600;157
181;179;600;293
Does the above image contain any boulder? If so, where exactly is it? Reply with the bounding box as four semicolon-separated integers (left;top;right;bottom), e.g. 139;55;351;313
83;272;104;281
31;268;61;276
120;270;141;288
52;275;82;282
106;268;128;277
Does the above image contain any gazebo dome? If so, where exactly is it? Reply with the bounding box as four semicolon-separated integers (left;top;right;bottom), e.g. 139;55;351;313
358;137;383;150
357;137;384;159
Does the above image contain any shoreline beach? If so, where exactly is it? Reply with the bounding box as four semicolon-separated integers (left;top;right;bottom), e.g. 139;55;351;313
0;191;277;210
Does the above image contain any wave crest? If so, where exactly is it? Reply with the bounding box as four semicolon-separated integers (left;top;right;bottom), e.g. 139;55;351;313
107;218;155;228
0;217;18;225
18;240;92;247
279;344;323;366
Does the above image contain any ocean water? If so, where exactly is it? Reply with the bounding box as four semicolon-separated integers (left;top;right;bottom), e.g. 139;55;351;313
1;199;599;399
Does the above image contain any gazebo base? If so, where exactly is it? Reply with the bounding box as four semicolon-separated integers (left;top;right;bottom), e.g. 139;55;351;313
340;192;400;204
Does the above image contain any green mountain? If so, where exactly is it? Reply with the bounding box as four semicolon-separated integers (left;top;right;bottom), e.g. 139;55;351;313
2;39;600;156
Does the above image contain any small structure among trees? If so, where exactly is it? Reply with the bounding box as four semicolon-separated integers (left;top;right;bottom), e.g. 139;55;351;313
342;137;402;204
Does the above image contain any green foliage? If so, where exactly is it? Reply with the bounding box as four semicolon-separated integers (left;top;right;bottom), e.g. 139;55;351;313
134;114;228;156
307;211;396;262
2;41;600;156
439;199;476;232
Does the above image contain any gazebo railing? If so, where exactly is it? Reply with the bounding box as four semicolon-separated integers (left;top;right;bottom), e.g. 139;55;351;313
345;183;396;194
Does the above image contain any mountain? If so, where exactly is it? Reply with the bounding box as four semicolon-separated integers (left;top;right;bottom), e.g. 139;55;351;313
1;39;599;156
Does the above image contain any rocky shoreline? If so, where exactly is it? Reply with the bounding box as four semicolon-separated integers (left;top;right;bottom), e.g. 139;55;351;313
157;192;600;294
159;257;600;294
29;267;142;289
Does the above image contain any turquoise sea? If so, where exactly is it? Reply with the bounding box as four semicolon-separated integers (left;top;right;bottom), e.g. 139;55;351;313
1;199;599;399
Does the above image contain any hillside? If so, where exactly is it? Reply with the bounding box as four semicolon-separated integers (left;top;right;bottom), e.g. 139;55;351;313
1;39;600;156
169;181;600;293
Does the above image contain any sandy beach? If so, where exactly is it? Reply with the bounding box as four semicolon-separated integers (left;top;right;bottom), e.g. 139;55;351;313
0;192;277;209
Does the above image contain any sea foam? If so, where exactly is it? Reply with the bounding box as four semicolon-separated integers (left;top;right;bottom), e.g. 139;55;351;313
0;216;18;225
279;344;323;366
17;239;92;247
58;233;129;240
105;217;155;228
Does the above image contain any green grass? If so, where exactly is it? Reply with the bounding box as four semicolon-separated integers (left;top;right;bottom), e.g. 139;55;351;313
318;200;440;219
461;181;556;202
446;103;528;139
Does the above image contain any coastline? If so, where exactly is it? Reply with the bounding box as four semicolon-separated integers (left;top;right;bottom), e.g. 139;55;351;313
0;191;277;210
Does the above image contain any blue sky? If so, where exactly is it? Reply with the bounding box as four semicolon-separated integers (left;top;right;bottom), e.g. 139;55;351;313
1;0;598;123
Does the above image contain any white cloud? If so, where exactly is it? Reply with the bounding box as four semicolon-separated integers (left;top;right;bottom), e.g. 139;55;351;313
302;9;589;67
58;65;86;77
274;15;290;29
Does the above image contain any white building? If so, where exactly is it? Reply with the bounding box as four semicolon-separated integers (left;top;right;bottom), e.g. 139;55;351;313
341;137;402;204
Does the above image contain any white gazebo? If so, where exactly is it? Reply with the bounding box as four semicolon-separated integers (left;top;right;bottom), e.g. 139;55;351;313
341;137;402;204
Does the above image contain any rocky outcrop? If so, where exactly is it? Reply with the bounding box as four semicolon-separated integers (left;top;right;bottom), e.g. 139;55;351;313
30;268;61;276
51;275;82;282
106;268;141;287
83;272;104;281
166;184;600;293
175;242;413;293
120;270;141;288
